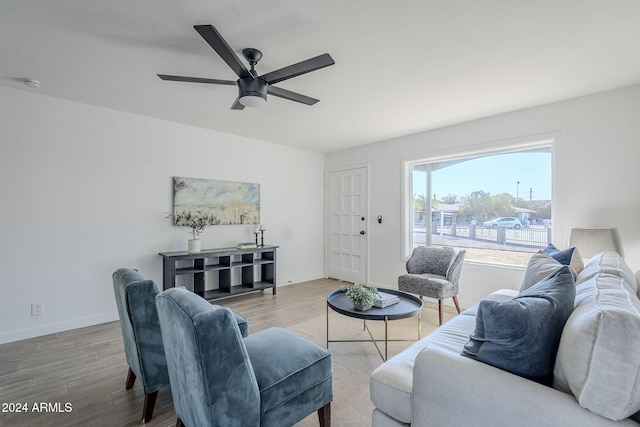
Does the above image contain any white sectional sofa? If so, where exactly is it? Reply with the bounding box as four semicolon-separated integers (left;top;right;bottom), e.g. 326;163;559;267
371;250;640;426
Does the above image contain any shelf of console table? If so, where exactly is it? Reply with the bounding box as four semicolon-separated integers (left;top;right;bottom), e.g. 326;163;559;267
159;245;278;300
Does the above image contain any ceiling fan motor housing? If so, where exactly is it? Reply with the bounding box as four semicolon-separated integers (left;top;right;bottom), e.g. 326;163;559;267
238;77;267;107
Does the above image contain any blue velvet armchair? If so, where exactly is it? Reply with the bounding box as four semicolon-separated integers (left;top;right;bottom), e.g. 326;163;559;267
112;268;169;423
113;269;250;422
156;287;333;427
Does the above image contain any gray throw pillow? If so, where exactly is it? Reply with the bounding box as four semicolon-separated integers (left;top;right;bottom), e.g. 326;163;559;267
462;266;576;384
520;251;563;292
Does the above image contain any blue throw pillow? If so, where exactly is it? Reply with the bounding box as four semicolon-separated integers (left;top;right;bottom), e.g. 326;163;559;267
462;266;576;384
543;243;575;266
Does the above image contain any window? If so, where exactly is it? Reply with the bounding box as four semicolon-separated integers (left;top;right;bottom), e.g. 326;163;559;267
403;140;553;267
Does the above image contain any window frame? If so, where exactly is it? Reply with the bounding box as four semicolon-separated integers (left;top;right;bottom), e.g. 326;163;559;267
401;135;559;263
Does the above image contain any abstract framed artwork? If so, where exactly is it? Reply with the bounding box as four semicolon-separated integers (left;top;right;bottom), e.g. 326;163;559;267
173;177;260;225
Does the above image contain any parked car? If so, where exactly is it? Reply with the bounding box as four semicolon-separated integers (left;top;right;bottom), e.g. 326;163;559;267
483;217;522;229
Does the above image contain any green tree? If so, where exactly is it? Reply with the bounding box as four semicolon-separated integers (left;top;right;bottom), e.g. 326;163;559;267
511;197;530;209
413;193;427;211
490;193;517;217
460;191;519;221
438;193;459;204
459;191;492;220
532;202;551;219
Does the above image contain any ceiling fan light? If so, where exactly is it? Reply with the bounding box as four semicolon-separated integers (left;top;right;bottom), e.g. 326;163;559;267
239;94;267;108
238;77;267;108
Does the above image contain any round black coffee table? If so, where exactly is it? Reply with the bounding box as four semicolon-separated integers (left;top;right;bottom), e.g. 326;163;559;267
327;288;423;361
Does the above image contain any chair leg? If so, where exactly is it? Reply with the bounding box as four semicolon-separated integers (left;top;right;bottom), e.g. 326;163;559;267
125;367;136;390
318;402;331;427
438;300;444;325
176;419;184;427
453;296;462;314
142;390;159;423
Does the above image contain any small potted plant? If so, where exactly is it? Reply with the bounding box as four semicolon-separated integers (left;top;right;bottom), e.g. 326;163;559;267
341;283;378;311
168;210;218;252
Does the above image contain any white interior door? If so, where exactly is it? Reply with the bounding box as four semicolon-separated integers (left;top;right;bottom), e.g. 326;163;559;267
326;167;368;283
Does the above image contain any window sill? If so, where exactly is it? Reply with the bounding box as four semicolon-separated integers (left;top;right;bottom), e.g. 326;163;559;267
463;259;527;271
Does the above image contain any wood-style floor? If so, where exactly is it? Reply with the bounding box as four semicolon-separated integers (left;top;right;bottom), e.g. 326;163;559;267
0;279;449;427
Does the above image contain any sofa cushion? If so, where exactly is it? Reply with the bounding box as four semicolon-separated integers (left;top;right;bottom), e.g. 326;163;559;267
553;273;640;421
520;250;564;292
543;243;584;275
463;266;575;384
370;313;477;424
576;250;637;294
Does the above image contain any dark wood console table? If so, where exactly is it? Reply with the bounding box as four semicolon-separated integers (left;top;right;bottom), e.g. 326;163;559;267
159;245;278;300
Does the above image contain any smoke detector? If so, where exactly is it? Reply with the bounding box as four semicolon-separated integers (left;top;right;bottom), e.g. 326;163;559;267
23;79;41;88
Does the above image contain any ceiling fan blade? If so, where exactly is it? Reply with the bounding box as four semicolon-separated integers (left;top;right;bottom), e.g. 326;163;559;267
231;96;245;110
267;86;319;105
261;53;335;85
157;74;236;85
194;25;253;79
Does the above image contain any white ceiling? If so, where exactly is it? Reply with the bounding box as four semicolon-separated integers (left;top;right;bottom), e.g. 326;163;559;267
2;1;640;153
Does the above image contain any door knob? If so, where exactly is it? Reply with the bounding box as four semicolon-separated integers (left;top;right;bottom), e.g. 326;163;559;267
360;230;365;235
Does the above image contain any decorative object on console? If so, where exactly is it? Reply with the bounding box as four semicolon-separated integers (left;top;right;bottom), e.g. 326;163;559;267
188;238;201;253
341;283;378;311
167;210;217;253
173;176;260;225
236;242;257;249
253;226;260;246
259;224;265;247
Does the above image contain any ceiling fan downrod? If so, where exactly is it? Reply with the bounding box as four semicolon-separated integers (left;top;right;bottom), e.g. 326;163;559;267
243;48;262;77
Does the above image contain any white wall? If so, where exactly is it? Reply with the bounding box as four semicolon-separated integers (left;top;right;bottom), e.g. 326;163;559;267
0;86;325;344
326;84;640;308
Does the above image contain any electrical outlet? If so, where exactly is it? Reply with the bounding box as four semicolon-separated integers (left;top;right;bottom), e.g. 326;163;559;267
31;302;44;316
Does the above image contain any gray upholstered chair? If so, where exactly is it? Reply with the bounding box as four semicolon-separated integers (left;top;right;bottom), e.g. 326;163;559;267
398;246;466;325
156;287;333;427
112;268;249;422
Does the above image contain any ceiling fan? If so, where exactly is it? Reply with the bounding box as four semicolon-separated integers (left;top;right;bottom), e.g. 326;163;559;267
158;24;335;110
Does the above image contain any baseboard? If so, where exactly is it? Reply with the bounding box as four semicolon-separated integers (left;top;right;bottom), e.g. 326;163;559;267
0;312;118;345
1;275;331;345
277;273;325;287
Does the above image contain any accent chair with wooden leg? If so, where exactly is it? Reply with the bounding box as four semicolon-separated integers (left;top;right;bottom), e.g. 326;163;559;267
112;268;169;423
156;287;333;427
398;246;466;325
112;268;249;423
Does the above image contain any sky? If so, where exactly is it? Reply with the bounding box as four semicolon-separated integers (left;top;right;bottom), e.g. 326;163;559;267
413;152;552;202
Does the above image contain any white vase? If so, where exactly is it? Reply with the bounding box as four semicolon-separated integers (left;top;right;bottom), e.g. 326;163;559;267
188;238;201;253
